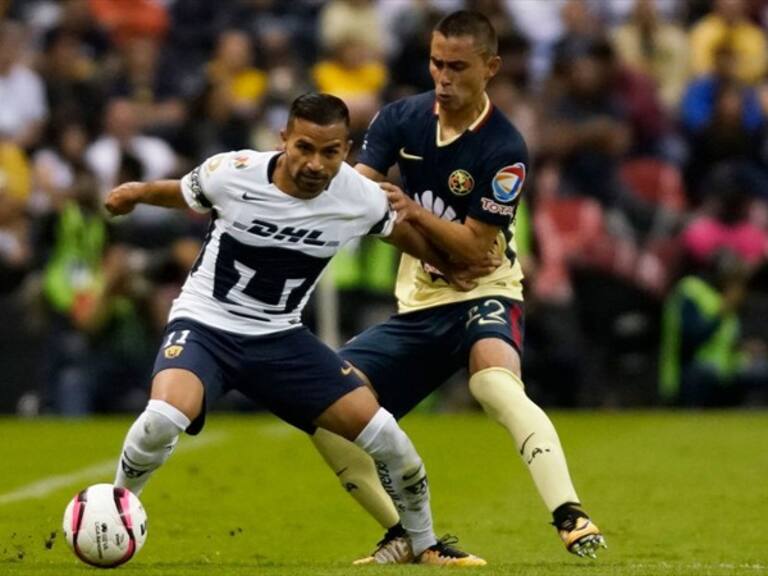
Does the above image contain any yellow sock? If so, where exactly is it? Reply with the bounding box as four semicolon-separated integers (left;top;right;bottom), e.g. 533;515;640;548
312;427;400;530
469;367;580;511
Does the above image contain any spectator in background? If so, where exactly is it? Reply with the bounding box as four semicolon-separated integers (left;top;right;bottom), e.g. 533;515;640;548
108;36;188;143
0;139;32;292
595;38;670;157
249;27;309;151
659;250;767;406
489;32;538;151
539;41;632;211
689;0;767;86
318;0;383;58
611;0;688;111
681;43;765;197
40;170;154;414
550;0;601;82
164;0;221;84
88;0;168;47
205;27;268;112
466;0;516;38
681;43;764;134
199;29;268;154
85;98;177;193
54;0;112;61
39;26;104;135
387;6;444;98
504;0;566;83
312;35;387;135
0;20;48;149
30;120;89;216
681;163;768;269
85;98;180;247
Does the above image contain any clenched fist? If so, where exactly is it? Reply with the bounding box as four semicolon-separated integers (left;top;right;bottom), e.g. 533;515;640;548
104;182;143;215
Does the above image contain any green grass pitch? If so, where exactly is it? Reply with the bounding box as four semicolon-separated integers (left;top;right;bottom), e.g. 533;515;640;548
1;411;766;576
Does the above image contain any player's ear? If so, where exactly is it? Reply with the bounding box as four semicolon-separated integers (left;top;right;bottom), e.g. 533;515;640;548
486;54;501;80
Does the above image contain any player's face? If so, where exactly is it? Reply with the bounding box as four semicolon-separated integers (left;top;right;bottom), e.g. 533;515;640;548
429;32;500;112
281;118;351;198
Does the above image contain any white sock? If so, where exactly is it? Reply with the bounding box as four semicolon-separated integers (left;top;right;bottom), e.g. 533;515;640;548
353;408;436;555
114;400;190;495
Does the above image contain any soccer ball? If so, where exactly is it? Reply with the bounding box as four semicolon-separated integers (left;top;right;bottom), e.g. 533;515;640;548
62;484;148;567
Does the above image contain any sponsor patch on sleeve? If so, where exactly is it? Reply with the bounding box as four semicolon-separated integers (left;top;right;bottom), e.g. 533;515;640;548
481;197;516;216
491;163;526;203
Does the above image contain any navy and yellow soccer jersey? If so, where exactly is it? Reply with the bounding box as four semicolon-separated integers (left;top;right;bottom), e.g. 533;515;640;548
358;90;529;313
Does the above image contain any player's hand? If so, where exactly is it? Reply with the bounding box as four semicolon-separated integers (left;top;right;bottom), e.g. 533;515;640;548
443;253;501;291
382;183;420;223
104;182;143;216
464;252;502;278
448;273;478;292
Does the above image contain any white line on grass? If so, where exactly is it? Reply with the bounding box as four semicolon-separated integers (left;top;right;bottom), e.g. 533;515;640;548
627;563;767;572
0;431;227;506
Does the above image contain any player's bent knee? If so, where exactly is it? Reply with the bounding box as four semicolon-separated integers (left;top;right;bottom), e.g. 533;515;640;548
469;367;526;422
469;339;522;376
150;368;205;422
137;399;190;450
315;386;380;441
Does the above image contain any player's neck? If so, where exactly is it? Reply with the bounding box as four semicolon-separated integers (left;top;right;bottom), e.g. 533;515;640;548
272;155;315;200
437;93;489;142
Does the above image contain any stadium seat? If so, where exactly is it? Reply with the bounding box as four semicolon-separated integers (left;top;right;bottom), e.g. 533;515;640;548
620;158;689;294
533;196;615;301
619;157;687;212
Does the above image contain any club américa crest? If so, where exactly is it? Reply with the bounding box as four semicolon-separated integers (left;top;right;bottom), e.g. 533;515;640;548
448;169;474;196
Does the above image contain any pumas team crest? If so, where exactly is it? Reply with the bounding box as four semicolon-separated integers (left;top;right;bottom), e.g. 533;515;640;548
492;163;526;203
164;345;184;359
233;154;250;169
448;169;474;196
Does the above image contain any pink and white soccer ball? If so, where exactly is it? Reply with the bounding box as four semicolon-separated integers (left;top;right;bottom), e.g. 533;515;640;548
62;484;148;567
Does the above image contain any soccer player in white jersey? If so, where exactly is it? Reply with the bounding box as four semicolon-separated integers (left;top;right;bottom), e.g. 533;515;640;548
104;93;487;565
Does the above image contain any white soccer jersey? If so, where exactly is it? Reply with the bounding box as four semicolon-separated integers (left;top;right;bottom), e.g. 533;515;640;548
172;150;395;335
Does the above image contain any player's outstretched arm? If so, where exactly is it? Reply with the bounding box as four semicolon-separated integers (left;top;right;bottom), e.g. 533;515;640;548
385;221;471;291
385;219;498;291
355;163;387;183
387;186;498;264
104;180;187;215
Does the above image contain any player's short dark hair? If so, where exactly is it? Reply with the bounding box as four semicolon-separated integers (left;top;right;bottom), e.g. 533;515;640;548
434;10;498;57
288;93;350;132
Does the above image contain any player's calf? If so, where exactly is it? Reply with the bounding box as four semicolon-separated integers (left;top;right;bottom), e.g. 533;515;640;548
352;408;436;555
114;400;189;495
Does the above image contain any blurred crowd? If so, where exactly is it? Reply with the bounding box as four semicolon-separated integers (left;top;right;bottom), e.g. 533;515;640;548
1;0;767;415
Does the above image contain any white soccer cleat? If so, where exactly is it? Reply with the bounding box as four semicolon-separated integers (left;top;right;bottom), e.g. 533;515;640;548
352;524;414;565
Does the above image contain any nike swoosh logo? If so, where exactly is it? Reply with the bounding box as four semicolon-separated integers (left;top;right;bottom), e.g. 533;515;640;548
399;147;423;161
335;466;348;477
242;192;265;201
402;467;423;481
341;365;353;376
519;432;535;456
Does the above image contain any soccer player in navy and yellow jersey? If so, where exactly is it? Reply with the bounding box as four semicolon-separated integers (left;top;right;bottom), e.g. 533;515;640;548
311;11;607;565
